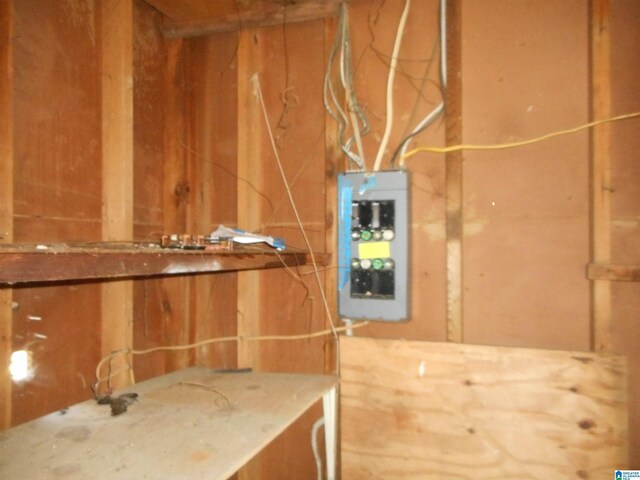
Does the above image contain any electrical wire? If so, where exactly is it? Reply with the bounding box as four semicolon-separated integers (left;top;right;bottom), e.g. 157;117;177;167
391;0;447;169
94;322;370;390
311;417;325;480
324;3;369;171
373;0;412;172
253;74;338;336
401;111;640;161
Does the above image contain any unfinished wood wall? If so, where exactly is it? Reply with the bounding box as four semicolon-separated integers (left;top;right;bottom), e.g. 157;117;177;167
1;0;639;477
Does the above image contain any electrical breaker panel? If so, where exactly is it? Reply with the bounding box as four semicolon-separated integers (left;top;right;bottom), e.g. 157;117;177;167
338;170;409;321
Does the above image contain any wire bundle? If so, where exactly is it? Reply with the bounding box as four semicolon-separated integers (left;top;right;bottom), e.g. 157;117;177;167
325;0;448;172
324;3;370;171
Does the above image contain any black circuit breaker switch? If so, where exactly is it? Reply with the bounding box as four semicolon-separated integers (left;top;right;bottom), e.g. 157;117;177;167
337;170;409;322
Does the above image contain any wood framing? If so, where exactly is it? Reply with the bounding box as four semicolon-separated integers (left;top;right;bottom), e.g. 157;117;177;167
587;263;640;282
145;0;345;38
236;28;263;372
445;0;463;343
0;0;14;430
589;0;612;353
324;15;341;375
100;0;135;389
341;336;628;477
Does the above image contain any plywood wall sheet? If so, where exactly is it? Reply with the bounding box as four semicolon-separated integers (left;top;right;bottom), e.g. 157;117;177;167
460;0;591;350
341;336;628;478
185;31;240;370
10;0;104;428
11;283;101;426
13;0;101;223
133;0;166;233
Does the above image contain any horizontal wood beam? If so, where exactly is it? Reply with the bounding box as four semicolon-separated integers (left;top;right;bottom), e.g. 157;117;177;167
587;263;640;282
146;0;346;38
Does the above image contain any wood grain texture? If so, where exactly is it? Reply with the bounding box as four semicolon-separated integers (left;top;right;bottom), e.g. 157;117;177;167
461;0;591;351
145;0;344;38
101;0;135;390
445;0;463;343
11;0;103;426
341;336;628;478
0;0;13;430
187;30;241;372
236;27;264;375
590;0;613;354
0;245;310;284
0;367;337;480
608;0;640;465
587;263;640;282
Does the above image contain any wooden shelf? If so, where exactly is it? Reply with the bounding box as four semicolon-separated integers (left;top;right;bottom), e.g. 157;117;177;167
0;367;338;480
0;243;316;285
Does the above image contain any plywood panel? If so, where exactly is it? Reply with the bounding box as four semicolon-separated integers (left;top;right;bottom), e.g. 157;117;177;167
341;336;628;478
131;0;171;380
13;0;101;222
11;0;103;426
461;0;591;351
11;283;102;426
186;31;240;370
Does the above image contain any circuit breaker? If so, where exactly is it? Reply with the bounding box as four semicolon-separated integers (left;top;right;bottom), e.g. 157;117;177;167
338;170;409;321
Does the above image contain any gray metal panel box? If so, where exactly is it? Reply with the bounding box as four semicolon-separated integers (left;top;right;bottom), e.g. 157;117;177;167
337;170;409;321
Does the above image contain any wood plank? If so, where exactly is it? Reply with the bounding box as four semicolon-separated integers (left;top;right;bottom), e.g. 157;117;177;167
0;0;13;431
341;336;628;478
101;0;135;390
445;0;463;343
236;28;264;374
161;30;191;376
324;15;341;374
587;263;640;282
0;244;310;285
145;0;344;38
0;367;337;480
590;0;612;353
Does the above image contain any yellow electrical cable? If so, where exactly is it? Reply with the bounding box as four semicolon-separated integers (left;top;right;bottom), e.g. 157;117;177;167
401;111;640;160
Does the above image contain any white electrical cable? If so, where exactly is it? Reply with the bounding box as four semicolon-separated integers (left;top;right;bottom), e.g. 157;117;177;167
324;3;368;171
398;0;447;167
311;417;325;480
372;0;412;172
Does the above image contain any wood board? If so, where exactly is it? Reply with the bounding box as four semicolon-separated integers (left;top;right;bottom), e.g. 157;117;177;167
341;336;628;478
0;367;337;480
